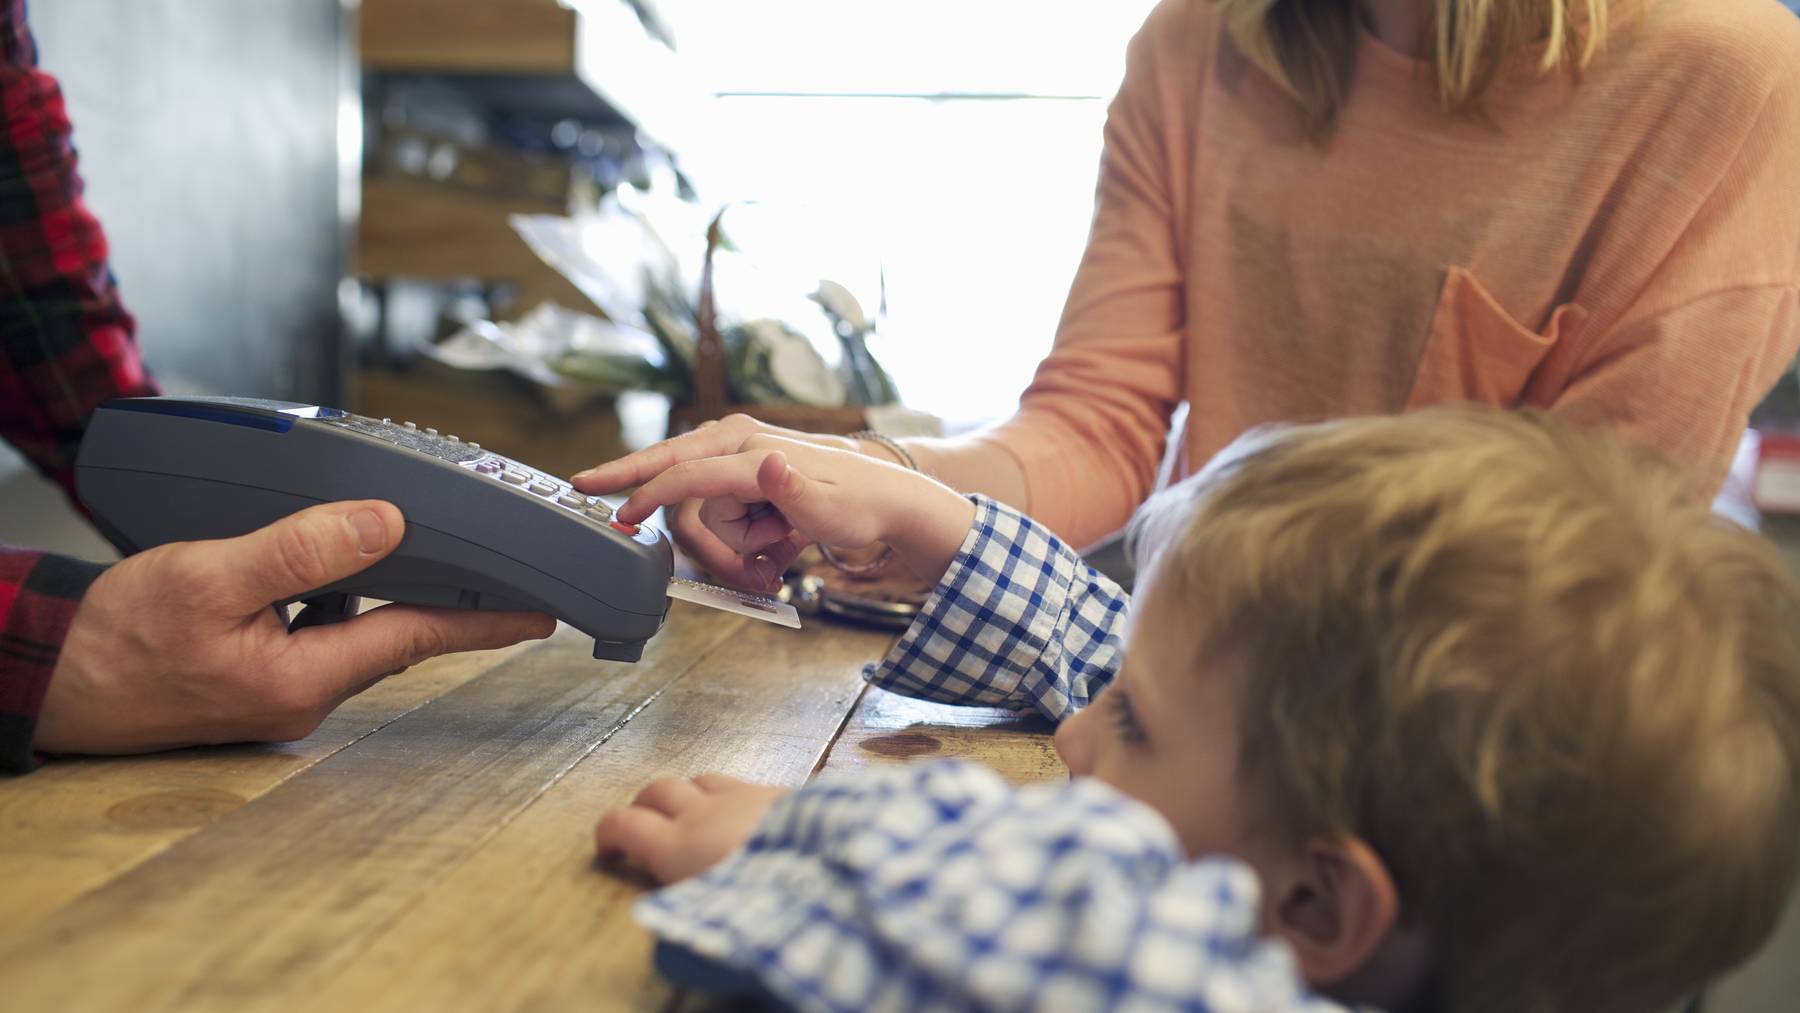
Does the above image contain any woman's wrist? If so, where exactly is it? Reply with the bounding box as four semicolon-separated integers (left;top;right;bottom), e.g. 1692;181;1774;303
850;431;917;472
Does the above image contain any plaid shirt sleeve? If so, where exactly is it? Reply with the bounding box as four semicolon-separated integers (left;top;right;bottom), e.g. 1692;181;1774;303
864;495;1127;722
0;1;154;773
0;548;102;772
637;759;1338;1013
0;0;157;499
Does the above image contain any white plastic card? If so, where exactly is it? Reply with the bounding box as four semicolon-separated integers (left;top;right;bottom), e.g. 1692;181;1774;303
666;576;801;629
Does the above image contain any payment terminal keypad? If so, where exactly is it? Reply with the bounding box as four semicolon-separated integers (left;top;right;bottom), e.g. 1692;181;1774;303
318;414;614;522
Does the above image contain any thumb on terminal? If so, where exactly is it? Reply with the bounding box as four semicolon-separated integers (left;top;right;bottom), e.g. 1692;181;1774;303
224;500;404;611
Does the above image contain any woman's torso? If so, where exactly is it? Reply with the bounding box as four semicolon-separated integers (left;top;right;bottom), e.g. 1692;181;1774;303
1168;0;1800;477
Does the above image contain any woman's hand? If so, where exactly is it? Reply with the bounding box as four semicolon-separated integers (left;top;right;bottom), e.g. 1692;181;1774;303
594;773;789;885
576;423;974;590
573;415;866;588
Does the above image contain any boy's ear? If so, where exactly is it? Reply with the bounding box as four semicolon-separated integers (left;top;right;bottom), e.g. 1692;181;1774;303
1267;836;1402;988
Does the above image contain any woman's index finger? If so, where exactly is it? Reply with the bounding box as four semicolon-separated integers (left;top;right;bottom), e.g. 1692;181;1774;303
619;452;770;522
571;428;721;492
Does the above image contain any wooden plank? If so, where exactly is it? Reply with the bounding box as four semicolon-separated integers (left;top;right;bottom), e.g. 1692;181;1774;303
299;617;895;1012
0;610;742;1011
818;685;1067;785
356;175;599;299
0;636;537;929
356;176;607;325
360;0;576;74
357;176;566;274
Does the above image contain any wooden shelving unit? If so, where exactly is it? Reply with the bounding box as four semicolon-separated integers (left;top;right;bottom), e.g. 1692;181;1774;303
360;0;586;75
352;0;704;462
355;0;708;314
359;0;708;165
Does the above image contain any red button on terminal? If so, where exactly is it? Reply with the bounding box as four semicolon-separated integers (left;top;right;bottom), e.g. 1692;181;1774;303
610;521;640;535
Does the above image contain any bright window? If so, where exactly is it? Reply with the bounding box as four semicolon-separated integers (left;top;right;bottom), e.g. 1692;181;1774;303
660;1;1161;425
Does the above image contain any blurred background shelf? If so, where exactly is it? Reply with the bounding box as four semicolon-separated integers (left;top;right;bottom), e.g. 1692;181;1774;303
352;0;703;453
355;0;695;321
361;0;590;75
358;177;595;319
362;0;702;158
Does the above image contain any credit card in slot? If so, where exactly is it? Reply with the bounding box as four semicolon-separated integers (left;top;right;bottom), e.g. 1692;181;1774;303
667;576;801;629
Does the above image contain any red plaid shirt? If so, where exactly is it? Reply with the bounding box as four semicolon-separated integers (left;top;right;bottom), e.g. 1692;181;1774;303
0;0;158;772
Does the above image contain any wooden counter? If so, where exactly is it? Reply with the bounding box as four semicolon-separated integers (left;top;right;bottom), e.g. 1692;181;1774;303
0;607;1063;1010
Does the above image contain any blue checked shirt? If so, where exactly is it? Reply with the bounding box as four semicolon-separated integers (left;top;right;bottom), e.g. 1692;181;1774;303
638;497;1341;1012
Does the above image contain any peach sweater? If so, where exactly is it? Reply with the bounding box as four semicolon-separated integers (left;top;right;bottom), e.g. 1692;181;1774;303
984;0;1800;549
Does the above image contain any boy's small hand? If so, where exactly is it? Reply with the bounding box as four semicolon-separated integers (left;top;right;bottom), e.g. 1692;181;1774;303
594;773;789;885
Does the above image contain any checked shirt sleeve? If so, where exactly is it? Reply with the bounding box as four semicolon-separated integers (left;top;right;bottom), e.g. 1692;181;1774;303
637;760;1337;1013
0;546;104;773
864;496;1128;722
0;0;157;505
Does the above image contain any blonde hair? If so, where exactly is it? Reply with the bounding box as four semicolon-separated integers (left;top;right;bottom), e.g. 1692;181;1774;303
1214;0;1612;132
1133;409;1800;1012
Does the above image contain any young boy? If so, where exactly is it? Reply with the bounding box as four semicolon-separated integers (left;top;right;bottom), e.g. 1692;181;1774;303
593;408;1800;1012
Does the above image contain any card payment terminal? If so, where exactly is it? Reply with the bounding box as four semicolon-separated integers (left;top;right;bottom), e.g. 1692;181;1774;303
75;396;673;661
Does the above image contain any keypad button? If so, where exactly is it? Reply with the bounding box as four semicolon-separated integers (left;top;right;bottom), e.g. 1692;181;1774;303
610;521;640;535
502;470;530;485
584;505;612;523
529;479;557;496
402;421;417;431
468;442;481;450
448;434;461;443
425;427;439;436
475;460;502;475
557;492;585;509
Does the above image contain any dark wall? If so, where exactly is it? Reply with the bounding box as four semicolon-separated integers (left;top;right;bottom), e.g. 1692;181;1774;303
31;0;350;403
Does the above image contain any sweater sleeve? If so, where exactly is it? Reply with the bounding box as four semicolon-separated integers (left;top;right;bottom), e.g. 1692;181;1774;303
976;0;1199;550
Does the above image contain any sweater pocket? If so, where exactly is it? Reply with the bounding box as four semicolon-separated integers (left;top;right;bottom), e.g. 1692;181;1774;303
1405;267;1586;410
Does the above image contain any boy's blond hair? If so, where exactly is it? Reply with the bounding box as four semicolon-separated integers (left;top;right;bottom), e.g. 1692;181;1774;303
1134;408;1800;1012
1214;0;1613;134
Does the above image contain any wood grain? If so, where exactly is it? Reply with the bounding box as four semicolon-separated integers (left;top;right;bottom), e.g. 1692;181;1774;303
299;617;894;1012
0;601;1066;1011
818;685;1067;785
0;636;538;928
360;0;577;74
356;176;600;306
0;612;735;1011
